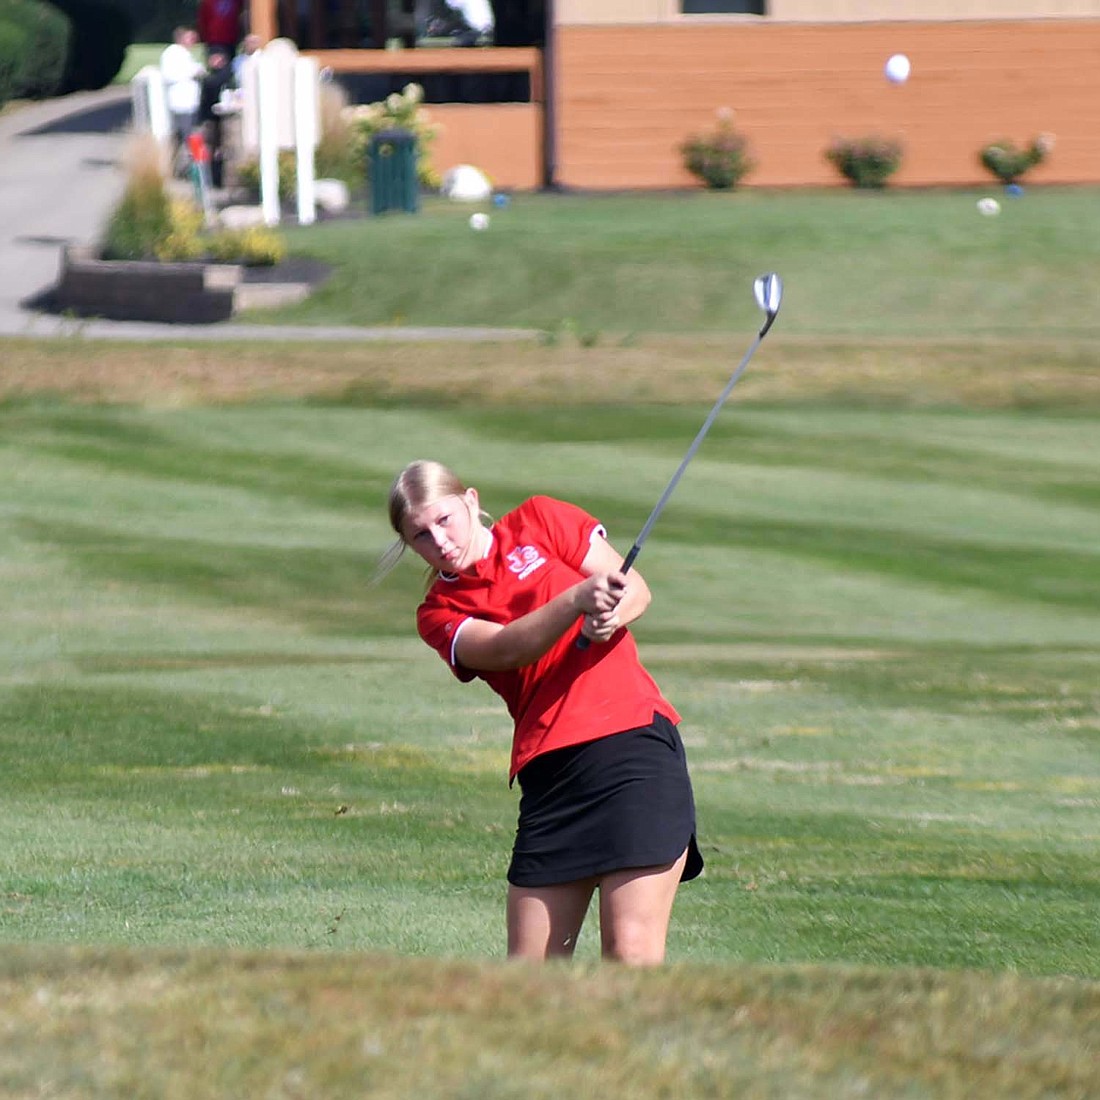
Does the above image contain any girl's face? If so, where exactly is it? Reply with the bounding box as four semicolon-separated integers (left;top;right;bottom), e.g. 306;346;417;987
400;488;483;573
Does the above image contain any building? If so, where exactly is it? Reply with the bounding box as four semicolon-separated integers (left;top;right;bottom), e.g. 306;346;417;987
246;0;1100;188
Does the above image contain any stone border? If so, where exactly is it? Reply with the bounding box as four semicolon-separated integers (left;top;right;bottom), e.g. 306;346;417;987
54;245;313;324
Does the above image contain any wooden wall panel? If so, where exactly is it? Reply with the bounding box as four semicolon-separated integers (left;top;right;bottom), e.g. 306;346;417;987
428;104;542;189
554;0;1100;24
554;20;1100;187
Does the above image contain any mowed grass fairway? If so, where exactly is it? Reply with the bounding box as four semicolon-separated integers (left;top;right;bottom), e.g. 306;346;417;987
2;190;1099;1096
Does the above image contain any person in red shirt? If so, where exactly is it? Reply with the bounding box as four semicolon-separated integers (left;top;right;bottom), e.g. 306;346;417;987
196;0;244;57
385;459;703;965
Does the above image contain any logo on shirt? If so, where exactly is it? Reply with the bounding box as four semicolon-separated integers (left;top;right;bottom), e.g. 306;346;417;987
506;544;547;580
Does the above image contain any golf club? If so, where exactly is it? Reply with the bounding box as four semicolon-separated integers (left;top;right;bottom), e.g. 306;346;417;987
577;272;784;649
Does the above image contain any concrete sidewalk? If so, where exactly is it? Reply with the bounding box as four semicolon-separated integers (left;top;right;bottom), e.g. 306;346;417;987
0;87;133;333
0;87;535;343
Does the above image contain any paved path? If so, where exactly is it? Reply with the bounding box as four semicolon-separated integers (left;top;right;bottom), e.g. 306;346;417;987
0;86;534;342
0;87;133;334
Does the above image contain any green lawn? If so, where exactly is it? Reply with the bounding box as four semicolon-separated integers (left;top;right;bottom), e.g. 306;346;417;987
261;188;1100;340
113;43;168;85
1;186;1098;1096
1;354;1097;968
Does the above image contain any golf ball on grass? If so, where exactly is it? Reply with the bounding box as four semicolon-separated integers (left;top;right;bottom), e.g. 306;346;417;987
884;53;911;84
469;212;490;231
977;197;1001;216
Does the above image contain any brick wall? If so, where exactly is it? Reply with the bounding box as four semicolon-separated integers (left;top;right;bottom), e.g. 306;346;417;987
554;20;1100;187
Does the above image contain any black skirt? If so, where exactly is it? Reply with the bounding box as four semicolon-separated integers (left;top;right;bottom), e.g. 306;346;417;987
507;712;704;888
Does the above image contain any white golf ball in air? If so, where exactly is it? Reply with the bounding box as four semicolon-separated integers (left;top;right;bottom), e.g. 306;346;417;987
977;197;1001;217
469;213;490;231
884;53;911;84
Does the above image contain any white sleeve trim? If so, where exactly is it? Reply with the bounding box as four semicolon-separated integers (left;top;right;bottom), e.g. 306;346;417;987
450;616;473;669
589;523;607;545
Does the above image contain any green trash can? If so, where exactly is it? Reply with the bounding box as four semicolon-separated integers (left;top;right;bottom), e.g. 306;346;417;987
368;129;419;215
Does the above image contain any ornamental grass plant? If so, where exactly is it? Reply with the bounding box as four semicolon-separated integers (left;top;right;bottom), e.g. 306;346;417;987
102;135;286;265
100;135;173;259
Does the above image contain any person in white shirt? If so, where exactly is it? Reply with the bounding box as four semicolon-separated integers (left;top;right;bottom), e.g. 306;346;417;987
160;27;205;162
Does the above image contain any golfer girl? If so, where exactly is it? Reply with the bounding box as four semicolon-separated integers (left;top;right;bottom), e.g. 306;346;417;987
385;459;702;965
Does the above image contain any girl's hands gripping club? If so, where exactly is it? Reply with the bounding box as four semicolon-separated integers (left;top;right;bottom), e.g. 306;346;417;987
576;570;628;646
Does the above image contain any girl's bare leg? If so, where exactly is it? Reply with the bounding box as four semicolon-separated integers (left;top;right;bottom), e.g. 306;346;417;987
597;849;689;966
507;879;597;960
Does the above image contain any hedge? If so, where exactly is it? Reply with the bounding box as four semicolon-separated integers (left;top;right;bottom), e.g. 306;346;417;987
0;19;28;106
0;0;70;99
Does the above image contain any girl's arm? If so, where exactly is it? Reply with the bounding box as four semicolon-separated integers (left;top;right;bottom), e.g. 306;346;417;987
453;536;650;672
578;533;651;632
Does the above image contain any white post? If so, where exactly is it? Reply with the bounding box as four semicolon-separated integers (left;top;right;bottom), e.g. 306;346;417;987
294;56;319;227
131;65;170;145
240;53;260;154
258;49;281;227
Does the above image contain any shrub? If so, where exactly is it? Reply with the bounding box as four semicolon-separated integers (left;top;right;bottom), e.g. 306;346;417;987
207;226;286;266
99;136;289;268
0;20;28;107
154;199;207;261
237;83;430;201
680;108;754;191
0;0;70;99
979;135;1054;186
345;82;440;190
825;135;903;189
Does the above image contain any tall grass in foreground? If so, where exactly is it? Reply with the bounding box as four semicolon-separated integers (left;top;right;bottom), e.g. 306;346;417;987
2;947;1097;1100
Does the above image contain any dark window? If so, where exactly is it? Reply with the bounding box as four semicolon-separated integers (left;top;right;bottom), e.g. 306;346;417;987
681;1;766;12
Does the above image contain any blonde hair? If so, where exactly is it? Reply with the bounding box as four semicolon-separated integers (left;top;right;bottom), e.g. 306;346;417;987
375;459;486;584
388;459;468;537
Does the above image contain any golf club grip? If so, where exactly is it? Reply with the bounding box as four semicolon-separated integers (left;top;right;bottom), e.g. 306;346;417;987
575;544;641;651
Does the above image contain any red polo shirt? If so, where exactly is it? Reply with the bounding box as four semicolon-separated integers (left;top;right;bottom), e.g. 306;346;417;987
197;0;242;47
417;496;680;780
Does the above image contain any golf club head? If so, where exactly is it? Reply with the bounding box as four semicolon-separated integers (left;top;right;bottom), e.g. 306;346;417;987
754;273;783;333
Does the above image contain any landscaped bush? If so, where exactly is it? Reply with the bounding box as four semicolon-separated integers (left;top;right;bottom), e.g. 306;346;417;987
825;135;903;189
0;20;27;107
206;226;287;266
102;136;288;266
237;82;434;204
0;0;70;99
154;198;207;261
344;82;440;190
680;108;754;190
979;134;1054;186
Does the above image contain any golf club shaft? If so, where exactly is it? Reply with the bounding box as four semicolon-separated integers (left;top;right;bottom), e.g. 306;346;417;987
622;326;768;571
576;314;775;650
